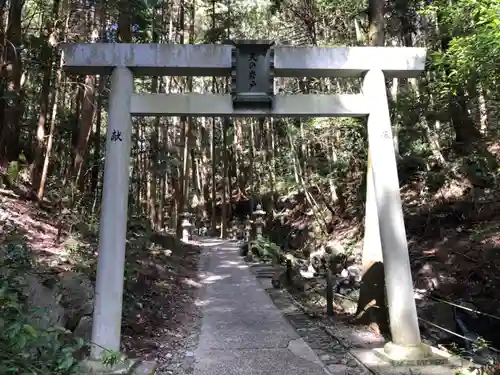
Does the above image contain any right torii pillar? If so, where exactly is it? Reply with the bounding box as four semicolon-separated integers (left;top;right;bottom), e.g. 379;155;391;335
363;69;442;365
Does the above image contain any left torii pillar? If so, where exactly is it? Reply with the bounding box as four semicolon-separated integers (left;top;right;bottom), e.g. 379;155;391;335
91;66;134;359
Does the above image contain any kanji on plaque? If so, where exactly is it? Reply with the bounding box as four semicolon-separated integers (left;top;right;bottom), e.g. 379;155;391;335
111;130;123;142
248;52;258;90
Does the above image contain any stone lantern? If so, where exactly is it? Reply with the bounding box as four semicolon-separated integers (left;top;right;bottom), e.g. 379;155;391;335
180;211;193;242
244;216;252;242
253;204;266;239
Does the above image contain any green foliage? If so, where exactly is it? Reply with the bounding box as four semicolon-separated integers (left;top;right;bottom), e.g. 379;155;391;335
455;366;496;375
0;243;87;375
100;350;122;367
6;154;27;185
424;0;500;92
5;161;20;185
249;236;284;264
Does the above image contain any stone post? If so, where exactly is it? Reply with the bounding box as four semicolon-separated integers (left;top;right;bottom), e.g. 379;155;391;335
91;67;134;359
227;220;234;239
253;204;266;239
244;216;252;242
364;69;429;360
181;211;193;242
239;218;246;240
325;266;334;316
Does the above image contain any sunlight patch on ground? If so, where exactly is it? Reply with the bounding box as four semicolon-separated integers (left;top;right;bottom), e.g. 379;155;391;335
195;298;211;307
218;259;250;270
181;277;203;288
201;274;231;284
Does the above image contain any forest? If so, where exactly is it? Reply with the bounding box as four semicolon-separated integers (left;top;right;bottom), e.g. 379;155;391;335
0;0;499;373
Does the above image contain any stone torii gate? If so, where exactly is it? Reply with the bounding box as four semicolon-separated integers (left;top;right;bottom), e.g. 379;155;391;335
62;41;435;364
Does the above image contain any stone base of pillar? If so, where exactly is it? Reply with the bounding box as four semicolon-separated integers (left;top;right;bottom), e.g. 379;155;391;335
373;342;448;367
79;358;157;375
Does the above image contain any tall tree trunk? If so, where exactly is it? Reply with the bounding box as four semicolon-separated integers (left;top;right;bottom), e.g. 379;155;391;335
37;6;70;199
117;0;132;42
0;0;7;140
148;10;161;229
149;82;160;229
249;119;255;211
266;118;276;208
90;0;106;199
38;49;65;199
0;0;25;162
367;0;384;45
176;0;188;236
211;117;217;234
200;117;210;220
234;119;244;197
221;118;229;238
31;0;60;189
90;77;103;196
73;75;96;188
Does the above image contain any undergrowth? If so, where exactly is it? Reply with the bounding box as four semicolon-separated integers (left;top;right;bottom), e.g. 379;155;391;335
0;241;87;374
247;236;284;264
0;203;154;374
456;365;500;375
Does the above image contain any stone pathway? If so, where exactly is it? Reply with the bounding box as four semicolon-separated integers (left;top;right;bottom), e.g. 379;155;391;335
264;289;370;374
191;240;331;375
